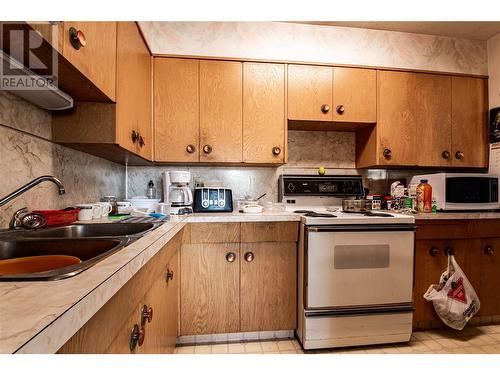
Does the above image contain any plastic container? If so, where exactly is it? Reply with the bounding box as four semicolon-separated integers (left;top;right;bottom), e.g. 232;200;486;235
416;179;433;213
32;207;80;226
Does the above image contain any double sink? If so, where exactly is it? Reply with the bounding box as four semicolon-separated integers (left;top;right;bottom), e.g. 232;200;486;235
0;222;161;281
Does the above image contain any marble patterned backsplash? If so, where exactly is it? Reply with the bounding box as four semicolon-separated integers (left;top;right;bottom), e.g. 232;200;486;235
0;92;125;228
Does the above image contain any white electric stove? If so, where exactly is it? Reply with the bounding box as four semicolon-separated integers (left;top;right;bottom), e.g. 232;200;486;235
279;175;416;350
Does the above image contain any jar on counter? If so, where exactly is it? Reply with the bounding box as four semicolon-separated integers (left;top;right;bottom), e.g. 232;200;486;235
384;195;393;210
101;195;118;215
372;194;382;210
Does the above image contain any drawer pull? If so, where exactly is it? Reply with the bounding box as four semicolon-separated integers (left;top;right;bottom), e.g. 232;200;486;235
429;247;439;257
383;148;392;159
166;269;174;282
141;304;153;326
129;324;145;351
485;246;495;255
139;135;145;148
69;27;86;50
131;130;139;144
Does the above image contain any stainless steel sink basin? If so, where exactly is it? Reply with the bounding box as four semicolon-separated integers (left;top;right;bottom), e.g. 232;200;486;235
20;223;157;238
0;238;127;281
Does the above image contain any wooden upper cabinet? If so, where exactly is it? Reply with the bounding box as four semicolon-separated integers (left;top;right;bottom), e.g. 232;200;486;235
61;22;117;101
376;70;418;166
332;67;376;123
415;74;452;167
116;22;152;160
288;64;333;121
243;62;286;164
451;77;489;168
200;60;243;162
154;58;200;162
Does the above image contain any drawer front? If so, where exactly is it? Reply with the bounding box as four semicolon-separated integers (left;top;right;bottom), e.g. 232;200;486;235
241;222;299;243
188;223;240;243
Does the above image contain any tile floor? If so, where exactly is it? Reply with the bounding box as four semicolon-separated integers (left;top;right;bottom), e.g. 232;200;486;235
174;324;500;354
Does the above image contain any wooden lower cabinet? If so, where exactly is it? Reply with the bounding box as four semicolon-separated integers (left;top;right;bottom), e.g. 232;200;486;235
57;230;182;354
240;242;297;332
180;222;299;336
413;220;500;330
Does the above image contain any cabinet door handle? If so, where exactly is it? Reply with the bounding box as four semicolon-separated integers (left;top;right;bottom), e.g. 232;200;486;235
445;247;454;256
336;105;345;114
131;130;139;144
165;269;174;282
129;324;145;351
429;247;440;257
442;150;451;160
139;135;145;148
244;252;254;262
455;151;464;160
383;148;392;159
203;144;213;154
186;144;196;154
272;146;281;156
69;27;86;50
225;252;236;263
141;304;153;326
321;104;330;114
485;246;495;255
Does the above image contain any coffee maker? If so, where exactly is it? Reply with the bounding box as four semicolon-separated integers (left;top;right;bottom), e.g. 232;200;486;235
162;171;193;215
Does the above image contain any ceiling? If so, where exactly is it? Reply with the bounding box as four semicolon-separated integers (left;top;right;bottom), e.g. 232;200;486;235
291;22;500;41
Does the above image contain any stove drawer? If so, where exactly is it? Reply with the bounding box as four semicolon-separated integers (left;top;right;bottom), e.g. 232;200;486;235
305;227;414;309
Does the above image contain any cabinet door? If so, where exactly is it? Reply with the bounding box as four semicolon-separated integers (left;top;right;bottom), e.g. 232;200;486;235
180;243;240;335
200;60;243;162
61;22;116;101
240;242;297;332
288;64;333;121
164;249;179;352
116;22;152;159
480;238;500;316
451;77;489;168
413;239;481;329
154;58;200;162
415;74;452;167
332;67;376;123
377;70;417;166
243;62;286;163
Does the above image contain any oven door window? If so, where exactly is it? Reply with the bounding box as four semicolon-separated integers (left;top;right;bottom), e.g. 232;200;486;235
306;231;414;309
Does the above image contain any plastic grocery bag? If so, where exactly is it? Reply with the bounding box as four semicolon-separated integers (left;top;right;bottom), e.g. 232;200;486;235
423;254;480;330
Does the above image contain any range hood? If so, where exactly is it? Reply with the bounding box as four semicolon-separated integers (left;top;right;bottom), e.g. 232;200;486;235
0;50;73;110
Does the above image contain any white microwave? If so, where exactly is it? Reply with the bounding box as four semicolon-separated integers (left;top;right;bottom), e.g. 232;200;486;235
409;173;500;211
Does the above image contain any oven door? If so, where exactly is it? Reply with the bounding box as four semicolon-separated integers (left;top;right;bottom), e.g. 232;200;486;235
305;225;415;309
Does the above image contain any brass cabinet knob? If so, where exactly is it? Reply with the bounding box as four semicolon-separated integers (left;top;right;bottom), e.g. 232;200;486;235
442;150;451;160
129;324;145;351
131;130;139;144
69;27;86;50
140;304;153;326
272;146;281;156
336;105;345;114
321;104;330;114
139;135;145;148
429;247;440;257
485;246;495;255
225;252;236;263
186;144;196;154
203;144;213;154
165;269;174;282
244;252;254;262
455;151;464;160
383;148;392;159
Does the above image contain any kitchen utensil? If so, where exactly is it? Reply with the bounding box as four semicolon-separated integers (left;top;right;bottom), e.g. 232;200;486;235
156;203;171;215
101;196;118;214
0;255;81;275
32;207;80;226
342;199;370;213
254;193;266;201
127;197;160;213
116;201;133;214
76;204;101;220
94;202;112;217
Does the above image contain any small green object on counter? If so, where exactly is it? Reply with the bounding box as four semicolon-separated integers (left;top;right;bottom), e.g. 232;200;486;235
108;214;130;220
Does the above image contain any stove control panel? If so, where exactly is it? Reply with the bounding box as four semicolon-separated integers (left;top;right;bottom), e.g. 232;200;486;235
279;175;364;200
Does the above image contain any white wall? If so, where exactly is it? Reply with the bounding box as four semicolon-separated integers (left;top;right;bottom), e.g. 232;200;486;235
488;33;500;109
139;22;488;75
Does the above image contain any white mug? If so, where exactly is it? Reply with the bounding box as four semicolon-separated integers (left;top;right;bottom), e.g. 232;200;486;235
95;202;112;217
77;204;101;221
116;201;133;214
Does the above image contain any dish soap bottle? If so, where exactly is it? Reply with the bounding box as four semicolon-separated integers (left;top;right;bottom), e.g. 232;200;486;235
146;180;156;199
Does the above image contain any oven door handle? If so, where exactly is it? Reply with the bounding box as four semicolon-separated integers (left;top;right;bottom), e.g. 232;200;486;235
306;224;417;232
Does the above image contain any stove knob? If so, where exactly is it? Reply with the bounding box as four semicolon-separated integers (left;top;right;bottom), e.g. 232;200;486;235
287;182;296;192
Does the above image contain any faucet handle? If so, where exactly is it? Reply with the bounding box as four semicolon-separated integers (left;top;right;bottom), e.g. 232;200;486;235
10;207;29;229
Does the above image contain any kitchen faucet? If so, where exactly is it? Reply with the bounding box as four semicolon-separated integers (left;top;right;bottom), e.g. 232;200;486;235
0;176;66;229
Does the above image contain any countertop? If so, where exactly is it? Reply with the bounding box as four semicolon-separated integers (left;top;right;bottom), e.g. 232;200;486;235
0;211;300;354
